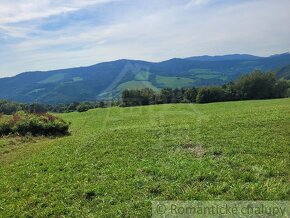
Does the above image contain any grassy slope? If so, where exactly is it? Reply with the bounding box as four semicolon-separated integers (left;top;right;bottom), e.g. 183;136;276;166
117;80;158;91
0;99;289;217
39;74;65;84
155;75;195;88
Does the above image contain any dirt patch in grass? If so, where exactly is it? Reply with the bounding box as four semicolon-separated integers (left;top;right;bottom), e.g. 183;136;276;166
0;136;54;164
182;143;205;157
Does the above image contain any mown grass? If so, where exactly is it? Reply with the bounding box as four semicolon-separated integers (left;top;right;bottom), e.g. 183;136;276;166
38;74;65;84
0;99;289;217
189;69;229;81
155;75;195;88
117;80;158;91
195;74;219;79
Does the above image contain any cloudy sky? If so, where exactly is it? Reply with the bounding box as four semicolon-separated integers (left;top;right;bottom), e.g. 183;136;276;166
0;0;289;77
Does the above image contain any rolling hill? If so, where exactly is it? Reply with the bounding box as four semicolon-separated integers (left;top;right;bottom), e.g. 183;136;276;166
0;99;289;216
0;53;290;103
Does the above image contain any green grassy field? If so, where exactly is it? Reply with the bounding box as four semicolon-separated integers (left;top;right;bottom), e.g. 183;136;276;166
155;75;195;88
189;69;229;81
117;80;158;91
0;99;289;217
39;74;65;84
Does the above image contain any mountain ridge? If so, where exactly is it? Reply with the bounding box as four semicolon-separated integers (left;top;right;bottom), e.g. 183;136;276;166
0;53;280;79
186;54;263;61
0;53;290;104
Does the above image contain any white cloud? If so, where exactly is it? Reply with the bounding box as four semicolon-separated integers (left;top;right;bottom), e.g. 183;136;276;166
186;0;211;7
0;0;290;77
0;0;116;24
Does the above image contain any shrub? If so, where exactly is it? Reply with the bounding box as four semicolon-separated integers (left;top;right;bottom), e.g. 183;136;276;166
274;80;289;98
76;103;91;112
184;88;198;103
0;119;12;136
235;71;276;99
196;87;225;103
0;101;21;115
0;112;69;136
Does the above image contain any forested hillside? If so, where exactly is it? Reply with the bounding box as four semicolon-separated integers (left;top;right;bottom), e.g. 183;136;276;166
0;53;290;103
276;65;290;80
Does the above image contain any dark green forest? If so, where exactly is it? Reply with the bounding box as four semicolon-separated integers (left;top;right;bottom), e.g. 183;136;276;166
1;70;289;114
1;53;290;104
121;71;289;106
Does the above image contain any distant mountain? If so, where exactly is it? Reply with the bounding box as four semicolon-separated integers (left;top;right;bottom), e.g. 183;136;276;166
0;53;290;104
186;54;262;61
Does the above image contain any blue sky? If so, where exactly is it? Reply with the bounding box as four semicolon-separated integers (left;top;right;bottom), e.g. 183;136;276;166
0;0;289;77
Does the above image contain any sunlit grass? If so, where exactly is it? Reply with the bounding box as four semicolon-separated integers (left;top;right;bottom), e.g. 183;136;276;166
0;98;289;217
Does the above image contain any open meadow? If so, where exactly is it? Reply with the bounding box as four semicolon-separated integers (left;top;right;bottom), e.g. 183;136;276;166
0;99;289;217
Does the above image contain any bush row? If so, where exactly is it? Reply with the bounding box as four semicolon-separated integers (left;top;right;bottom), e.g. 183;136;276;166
0;112;69;136
0;100;116;115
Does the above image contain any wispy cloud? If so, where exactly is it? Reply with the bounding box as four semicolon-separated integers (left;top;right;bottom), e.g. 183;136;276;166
0;0;289;77
186;0;211;7
0;0;116;23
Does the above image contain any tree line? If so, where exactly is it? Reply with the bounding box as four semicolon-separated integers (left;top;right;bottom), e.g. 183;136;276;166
121;71;289;106
1;71;289;114
0;100;119;115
